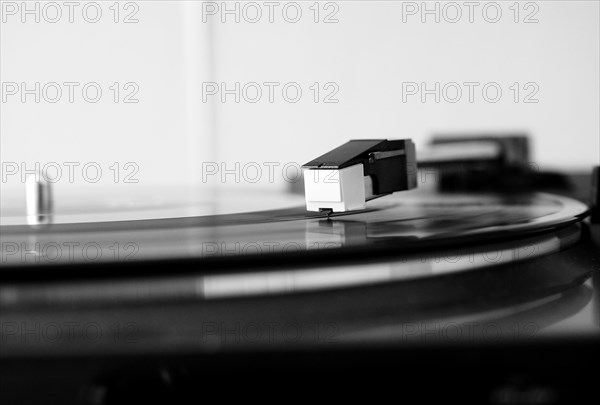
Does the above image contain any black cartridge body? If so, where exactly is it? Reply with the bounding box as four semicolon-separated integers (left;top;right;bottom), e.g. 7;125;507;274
302;139;417;197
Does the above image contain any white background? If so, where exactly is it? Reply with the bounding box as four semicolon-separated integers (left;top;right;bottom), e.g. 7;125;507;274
1;1;599;201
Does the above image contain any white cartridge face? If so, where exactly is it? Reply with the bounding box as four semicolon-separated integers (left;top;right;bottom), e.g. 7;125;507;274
303;164;366;212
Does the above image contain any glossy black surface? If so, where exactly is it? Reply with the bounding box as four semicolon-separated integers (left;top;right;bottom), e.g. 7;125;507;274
0;192;589;279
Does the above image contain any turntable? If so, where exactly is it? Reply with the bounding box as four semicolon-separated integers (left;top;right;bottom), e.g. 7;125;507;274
1;136;599;404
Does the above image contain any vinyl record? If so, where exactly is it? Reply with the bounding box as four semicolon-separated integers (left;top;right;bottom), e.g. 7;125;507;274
0;190;589;282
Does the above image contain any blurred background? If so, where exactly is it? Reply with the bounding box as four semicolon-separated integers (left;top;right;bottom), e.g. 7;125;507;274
1;1;598;202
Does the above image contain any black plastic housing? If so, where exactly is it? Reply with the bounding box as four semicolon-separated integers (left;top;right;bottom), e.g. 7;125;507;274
302;139;417;196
